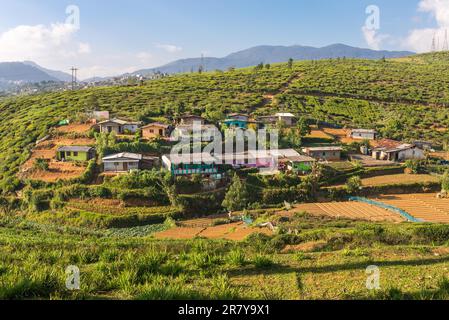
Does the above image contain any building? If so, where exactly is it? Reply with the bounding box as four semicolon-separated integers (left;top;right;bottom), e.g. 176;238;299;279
348;129;378;140
97;119;141;134
302;146;343;161
273;150;316;174
372;139;425;162
141;123;169;140
413;141;433;151
162;153;220;176
258;113;296;127
174;124;218;142
276;113;296;126
179;115;206;125
102;153;158;172
162;149;311;176
56;146;96;162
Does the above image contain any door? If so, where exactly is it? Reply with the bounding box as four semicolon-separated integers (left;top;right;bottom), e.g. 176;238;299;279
123;162;129;172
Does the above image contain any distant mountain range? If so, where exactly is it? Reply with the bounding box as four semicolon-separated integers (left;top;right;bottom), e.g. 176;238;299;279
130;44;415;76
0;44;415;87
0;61;72;90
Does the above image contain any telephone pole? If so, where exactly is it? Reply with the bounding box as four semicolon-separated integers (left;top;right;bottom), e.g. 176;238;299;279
70;67;78;90
443;29;448;51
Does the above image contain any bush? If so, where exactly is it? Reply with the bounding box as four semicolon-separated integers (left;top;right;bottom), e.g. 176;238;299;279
253;255;274;269
346;176;362;195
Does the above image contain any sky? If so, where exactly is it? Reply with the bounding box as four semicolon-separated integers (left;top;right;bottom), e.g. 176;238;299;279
0;0;447;79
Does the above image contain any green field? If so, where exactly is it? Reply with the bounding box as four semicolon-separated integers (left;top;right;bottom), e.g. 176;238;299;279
1;53;449;300
3;213;449;300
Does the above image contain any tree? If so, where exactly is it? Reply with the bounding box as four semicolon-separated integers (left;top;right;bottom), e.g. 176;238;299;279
288;58;294;69
222;174;249;212
442;171;449;192
265;63;271;70
346;176;362;195
296;117;311;137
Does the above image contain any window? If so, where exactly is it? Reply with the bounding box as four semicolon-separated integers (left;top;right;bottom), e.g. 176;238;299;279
74;152;78;157
150;129;154;133
67;152;72;156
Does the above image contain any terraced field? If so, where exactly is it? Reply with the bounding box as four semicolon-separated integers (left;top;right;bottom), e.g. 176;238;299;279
285;201;405;223
361;174;440;187
371;194;449;223
154;222;272;241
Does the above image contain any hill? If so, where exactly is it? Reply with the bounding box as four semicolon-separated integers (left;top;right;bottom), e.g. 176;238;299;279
0;53;448;191
132;44;414;75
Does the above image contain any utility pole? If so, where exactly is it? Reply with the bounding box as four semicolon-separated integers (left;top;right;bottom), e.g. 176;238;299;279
70;67;78;90
443;29;448;51
431;33;437;52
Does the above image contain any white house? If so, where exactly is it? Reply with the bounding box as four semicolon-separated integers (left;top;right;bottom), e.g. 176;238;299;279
97;119;141;134
275;113;296;126
349;129;378;140
372;139;425;162
102;153;158;172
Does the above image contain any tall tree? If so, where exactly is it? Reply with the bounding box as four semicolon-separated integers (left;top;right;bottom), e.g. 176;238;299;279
222;174;249;212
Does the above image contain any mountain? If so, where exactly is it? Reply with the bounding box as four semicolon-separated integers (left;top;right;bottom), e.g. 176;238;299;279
132;44;415;75
0;62;60;83
22;61;72;82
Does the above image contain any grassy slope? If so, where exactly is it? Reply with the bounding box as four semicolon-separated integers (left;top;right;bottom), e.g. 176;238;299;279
2;215;449;300
1;54;449;189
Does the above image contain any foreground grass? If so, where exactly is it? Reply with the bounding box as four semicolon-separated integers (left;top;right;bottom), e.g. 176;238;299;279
2;213;449;300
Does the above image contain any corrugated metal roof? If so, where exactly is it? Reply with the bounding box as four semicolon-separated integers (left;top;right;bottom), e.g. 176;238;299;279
102;153;143;161
57;146;94;152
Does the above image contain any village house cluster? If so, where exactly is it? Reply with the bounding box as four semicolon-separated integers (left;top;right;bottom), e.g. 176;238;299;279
53;111;432;178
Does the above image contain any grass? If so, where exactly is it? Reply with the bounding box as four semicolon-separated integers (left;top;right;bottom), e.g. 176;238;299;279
2;211;449;300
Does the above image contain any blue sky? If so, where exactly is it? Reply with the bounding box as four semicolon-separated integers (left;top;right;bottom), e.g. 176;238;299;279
0;0;445;78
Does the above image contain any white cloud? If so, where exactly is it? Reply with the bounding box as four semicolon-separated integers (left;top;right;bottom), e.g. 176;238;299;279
0;23;90;64
78;42;91;54
402;0;449;52
155;43;183;53
362;26;389;50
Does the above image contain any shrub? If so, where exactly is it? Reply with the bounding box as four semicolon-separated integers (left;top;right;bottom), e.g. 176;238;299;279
346;176;362;195
226;249;246;267
253;255;274;269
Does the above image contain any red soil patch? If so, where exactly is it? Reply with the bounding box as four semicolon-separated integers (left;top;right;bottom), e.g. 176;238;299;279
55;123;93;134
154;221;273;241
20;135;95;182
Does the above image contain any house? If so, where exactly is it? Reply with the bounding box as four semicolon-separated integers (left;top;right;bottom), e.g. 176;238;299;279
276;113;296;126
258;113;296;126
57;146;96;162
302;146;343;161
142;123;169;140
413;141;433;151
348;129;378;140
97;119;141;134
162;153;220;176
372;139;425;162
179;115;206;125
222;113;249;130
174;124;218;142
102;153;158;172
272;150;316;173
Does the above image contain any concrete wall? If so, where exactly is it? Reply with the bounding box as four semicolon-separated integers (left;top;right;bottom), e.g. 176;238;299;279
351;132;376;140
104;161;139;172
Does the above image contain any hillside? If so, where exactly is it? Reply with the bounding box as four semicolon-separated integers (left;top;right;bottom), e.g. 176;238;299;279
132;44;414;75
0;53;448;191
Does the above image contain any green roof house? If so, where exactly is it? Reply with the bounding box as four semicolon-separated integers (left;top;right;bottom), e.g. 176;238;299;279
57;146;96;162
